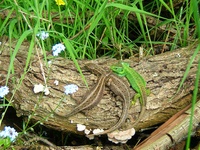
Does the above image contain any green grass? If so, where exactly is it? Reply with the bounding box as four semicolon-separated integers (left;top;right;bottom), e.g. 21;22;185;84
0;0;199;149
1;0;196;60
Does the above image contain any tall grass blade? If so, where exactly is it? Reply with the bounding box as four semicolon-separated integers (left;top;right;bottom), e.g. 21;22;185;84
6;30;33;84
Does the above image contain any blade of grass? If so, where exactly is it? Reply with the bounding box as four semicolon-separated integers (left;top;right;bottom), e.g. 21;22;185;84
185;0;200;148
106;3;164;19
176;42;199;93
0;8;14;36
191;0;200;39
9;19;18;40
52;31;88;87
158;0;173;14
62;38;88;87
185;57;200;150
82;0;108;59
6;30;33;84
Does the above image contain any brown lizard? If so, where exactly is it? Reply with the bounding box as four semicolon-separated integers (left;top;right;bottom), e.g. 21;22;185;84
49;63;130;137
49;64;110;118
85;63;131;137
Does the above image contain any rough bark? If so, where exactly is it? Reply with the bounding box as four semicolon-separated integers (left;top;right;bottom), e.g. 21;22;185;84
0;36;198;135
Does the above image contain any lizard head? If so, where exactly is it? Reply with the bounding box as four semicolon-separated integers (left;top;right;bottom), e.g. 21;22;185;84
110;64;125;76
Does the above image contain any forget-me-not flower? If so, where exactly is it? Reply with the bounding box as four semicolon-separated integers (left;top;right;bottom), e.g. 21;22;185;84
52;43;65;56
0;86;9;98
64;84;78;95
0;126;18;142
36;31;49;40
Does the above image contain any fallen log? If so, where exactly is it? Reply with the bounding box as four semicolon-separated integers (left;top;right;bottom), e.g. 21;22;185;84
0;37;198;143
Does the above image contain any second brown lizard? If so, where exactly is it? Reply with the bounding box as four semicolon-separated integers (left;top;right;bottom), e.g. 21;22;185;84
86;63;131;137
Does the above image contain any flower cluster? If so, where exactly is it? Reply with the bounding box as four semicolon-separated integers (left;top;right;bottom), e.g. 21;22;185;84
64;84;78;95
36;31;49;40
0;126;18;142
52;43;65;56
0;86;9;98
55;0;65;5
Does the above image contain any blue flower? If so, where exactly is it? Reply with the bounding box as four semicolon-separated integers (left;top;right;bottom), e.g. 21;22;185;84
0;126;18;142
0;86;9;98
36;31;49;40
64;84;78;95
52;43;65;56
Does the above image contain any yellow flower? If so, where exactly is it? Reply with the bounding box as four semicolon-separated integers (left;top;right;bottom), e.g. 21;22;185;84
55;0;65;5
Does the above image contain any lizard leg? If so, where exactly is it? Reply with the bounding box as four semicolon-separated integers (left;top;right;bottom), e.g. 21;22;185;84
131;93;141;105
146;89;151;96
132;89;150;105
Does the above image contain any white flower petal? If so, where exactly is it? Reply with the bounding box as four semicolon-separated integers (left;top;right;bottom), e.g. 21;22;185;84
36;31;49;40
0;126;18;142
52;43;65;56
64;84;78;95
0;86;9;98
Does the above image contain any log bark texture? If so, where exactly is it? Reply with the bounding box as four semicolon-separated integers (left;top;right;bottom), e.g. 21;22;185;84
0;36;198;135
